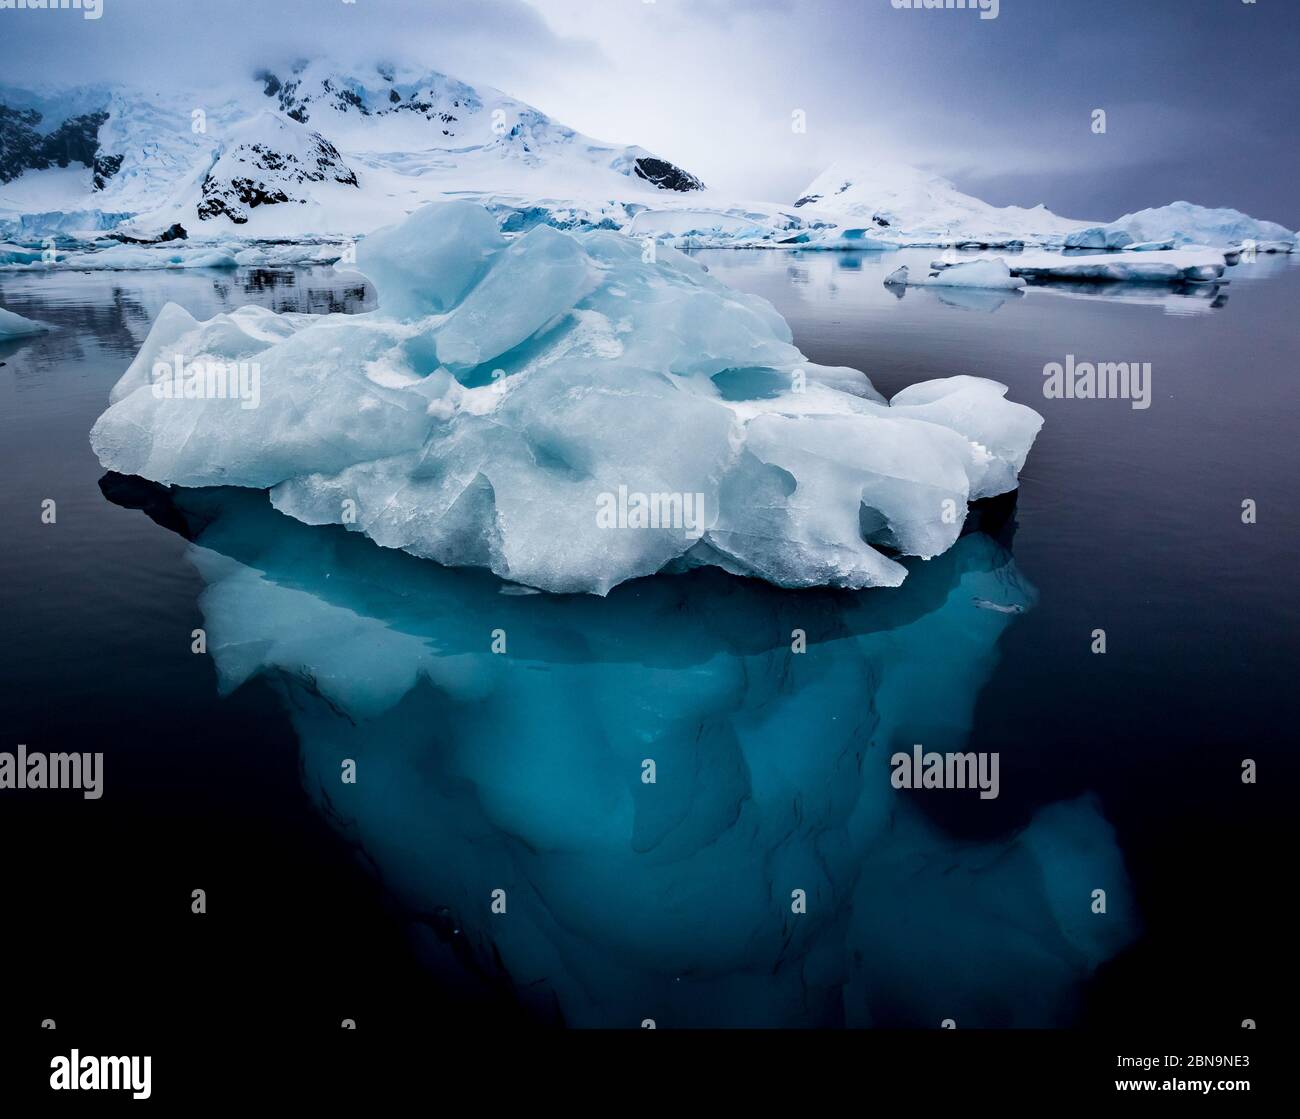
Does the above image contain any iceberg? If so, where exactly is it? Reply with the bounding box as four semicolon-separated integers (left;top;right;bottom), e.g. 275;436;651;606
1064;201;1296;253
91;201;1043;595
931;247;1228;285
0;306;49;337
883;258;1026;291
99;477;1139;1027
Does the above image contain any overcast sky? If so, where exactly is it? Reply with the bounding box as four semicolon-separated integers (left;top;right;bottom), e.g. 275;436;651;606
6;0;1298;225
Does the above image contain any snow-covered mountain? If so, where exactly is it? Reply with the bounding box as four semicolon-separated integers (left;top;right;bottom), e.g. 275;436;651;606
0;61;706;240
2;66;1294;260
791;159;1090;248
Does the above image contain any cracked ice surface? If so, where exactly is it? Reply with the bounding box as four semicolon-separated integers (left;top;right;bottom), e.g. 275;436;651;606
91;201;1042;595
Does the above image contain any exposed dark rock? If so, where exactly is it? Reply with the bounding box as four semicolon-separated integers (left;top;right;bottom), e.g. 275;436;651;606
92;152;123;191
109;222;188;244
632;156;704;192
197;130;358;223
0;106;45;183
41;111;109;169
0;106;109;184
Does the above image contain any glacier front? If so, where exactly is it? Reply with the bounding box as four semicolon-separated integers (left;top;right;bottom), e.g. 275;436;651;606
90;201;1043;595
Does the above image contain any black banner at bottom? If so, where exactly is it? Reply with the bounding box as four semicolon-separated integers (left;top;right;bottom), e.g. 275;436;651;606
0;1029;1282;1107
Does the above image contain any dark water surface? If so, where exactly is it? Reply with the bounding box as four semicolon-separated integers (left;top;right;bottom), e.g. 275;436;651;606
1;250;1294;1030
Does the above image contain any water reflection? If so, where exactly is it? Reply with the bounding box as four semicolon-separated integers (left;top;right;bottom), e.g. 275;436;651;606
688;246;1286;317
0;266;375;371
102;475;1137;1027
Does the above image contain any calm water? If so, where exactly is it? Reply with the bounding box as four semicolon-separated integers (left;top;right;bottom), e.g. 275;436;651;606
1;249;1295;1029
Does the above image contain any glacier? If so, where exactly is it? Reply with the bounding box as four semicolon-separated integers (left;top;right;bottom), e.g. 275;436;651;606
98;476;1139;1028
90;201;1043;596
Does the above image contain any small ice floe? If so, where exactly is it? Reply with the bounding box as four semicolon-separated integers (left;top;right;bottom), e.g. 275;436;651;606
0;306;50;338
972;596;1025;615
931;247;1229;285
883;258;1025;291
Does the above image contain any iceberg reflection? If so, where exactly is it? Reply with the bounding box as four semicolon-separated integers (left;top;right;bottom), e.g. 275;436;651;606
103;476;1137;1027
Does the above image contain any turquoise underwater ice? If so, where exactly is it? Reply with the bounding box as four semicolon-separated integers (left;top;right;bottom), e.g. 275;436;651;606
113;483;1138;1028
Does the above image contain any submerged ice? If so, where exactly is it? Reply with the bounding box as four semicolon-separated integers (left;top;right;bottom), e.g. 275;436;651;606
90;201;1043;595
105;479;1139;1027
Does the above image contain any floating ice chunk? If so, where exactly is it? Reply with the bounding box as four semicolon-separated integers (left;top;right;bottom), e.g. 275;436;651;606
1065;201;1296;252
91;201;1043;594
924;258;1026;290
932;247;1228;285
883;258;1026;292
235;243;350;267
0;306;49;337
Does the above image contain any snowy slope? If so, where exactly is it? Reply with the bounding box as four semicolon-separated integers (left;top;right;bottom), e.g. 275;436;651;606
0;62;706;240
3;70;1294;257
792;159;1092;248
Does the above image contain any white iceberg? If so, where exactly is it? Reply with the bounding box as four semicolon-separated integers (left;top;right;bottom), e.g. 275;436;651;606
1064;201;1296;252
91;201;1043;595
0;306;49;337
883;258;1026;291
932;247;1228;285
